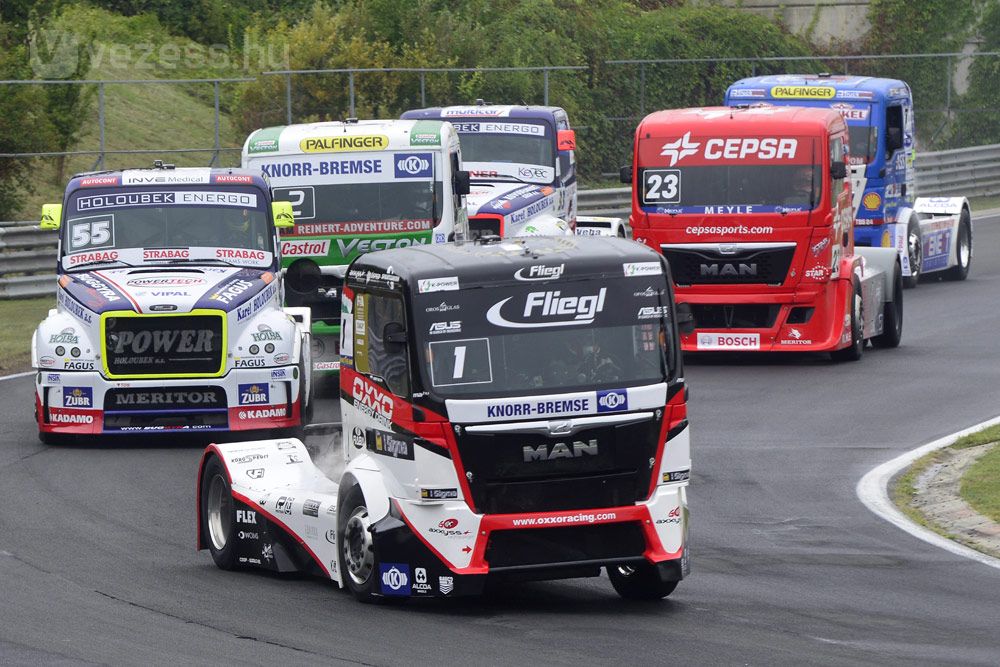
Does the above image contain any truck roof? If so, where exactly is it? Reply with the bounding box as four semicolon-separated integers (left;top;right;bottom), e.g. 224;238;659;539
349;236;667;291
637;106;844;137
727;74;910;103
401;104;568;124
243;119;453;157
65;166;269;196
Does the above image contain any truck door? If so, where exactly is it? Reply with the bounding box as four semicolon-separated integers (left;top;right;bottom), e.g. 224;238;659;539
884;103;905;223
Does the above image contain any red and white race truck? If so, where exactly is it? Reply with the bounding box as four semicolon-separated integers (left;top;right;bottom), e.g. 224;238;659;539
623;106;903;360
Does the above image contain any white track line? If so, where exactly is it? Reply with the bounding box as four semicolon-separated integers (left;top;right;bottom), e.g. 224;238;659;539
857;416;1000;570
0;371;34;382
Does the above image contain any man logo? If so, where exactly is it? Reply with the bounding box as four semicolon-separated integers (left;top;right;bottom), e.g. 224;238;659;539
700;262;758;278
523;439;598;462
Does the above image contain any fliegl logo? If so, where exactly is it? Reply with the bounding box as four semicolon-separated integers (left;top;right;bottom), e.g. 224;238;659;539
514;264;564;281
486;288;607;329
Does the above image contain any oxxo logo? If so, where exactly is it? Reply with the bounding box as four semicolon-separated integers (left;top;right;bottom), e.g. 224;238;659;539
352;377;394;424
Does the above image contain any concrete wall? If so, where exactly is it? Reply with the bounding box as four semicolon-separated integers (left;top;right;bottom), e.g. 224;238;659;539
690;1;871;44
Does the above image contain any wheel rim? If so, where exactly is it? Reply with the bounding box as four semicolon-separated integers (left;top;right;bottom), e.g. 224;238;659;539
958;226;970;268
343;506;374;586
907;229;922;277
613;564;637;577
206;474;231;551
853;292;863;349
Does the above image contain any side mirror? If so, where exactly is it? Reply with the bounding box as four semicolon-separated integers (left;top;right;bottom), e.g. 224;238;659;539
40;204;62;230
271;201;295;229
830;161;847;180
383;321;407;353
557;129;576;151
454;169;471;196
675;302;696;335
619;165;633;184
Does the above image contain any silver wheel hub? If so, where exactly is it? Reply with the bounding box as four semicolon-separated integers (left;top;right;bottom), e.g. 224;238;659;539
343;507;374;586
907;231;922;275
958;228;970;267
206;474;231;551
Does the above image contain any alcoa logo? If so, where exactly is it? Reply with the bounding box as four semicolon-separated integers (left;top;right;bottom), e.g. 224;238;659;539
397;155;430;175
486;288;607;329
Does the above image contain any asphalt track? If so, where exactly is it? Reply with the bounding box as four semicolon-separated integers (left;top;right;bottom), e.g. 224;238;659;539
2;214;1000;665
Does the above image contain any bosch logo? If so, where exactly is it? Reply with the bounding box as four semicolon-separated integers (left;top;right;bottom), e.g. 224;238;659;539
398;155;429;174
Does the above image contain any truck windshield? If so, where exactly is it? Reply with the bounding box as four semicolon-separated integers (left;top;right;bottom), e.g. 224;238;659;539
637;135;822;213
274;181;443;235
62;185;273;270
415;278;673;398
848;125;876;165
451;121;554;169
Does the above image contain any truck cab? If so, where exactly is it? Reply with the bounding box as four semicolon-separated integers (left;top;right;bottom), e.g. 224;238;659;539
34;164;311;441
401;102;580;238
625;106;902;358
725;74;972;286
242;119;471;373
198;236;691;601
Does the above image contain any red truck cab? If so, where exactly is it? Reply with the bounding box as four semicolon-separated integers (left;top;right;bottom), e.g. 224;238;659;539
626;106;901;358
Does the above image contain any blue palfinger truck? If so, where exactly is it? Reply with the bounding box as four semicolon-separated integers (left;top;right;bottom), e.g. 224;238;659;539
725;74;972;288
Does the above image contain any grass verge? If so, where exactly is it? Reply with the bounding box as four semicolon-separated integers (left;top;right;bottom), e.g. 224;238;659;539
961;444;1000;524
0;297;56;375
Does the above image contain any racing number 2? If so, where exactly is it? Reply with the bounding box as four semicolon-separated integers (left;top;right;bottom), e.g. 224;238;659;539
642;169;681;205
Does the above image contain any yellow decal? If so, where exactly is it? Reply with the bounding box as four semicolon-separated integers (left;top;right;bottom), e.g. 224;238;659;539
299;135;390;153
862;192;882;210
770;86;835;100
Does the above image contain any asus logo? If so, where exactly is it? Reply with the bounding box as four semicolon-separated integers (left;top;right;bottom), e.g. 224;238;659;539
700;262;757;277
523;439;598;462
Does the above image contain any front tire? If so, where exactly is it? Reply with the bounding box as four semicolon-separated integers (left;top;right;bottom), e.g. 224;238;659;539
200;456;239;570
338;485;379;603
831;280;864;362
902;216;922;288
872;265;903;349
607;562;678;600
943;210;972;281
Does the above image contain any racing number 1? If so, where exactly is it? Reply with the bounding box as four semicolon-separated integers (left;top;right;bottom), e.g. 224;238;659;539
452;345;466;379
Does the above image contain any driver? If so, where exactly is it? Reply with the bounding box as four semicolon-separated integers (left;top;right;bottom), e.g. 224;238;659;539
783;165;815;207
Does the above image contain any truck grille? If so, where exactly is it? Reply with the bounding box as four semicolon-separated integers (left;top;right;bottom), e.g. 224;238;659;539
454;418;660;514
103;313;225;377
486;523;646;569
663;244;795;285
690;304;780;329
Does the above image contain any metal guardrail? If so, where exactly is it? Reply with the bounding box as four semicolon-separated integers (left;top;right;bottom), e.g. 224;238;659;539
3;142;997;299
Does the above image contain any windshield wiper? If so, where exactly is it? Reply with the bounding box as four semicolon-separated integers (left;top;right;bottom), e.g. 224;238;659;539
470;174;532;184
161;258;243;267
66;259;135;271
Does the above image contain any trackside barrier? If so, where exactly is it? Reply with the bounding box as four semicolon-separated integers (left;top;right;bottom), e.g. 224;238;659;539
2;143;998;299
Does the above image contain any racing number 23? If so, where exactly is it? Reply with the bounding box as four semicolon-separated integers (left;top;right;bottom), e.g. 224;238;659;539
642;169;681;205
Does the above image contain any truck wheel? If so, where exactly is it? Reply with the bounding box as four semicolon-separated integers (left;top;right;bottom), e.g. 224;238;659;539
338;485;379;603
943;210;971;281
830;281;864;362
902;216;922;288
200;456;239;570
607;562;678;600
872;265;903;349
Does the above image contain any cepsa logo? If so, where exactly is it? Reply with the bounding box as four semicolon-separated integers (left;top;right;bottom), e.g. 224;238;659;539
660;132;798;166
299;135;389;153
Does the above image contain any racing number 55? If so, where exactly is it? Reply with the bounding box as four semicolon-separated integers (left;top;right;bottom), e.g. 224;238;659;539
70;217;114;250
642;169;681;205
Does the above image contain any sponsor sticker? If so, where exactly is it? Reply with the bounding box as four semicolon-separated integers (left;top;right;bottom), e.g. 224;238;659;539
281;239;330;257
394;152;433;178
623;261;662;277
696;332;760;350
238;383;269;405
420;488;459;500
63;386;93;408
369;430;414;460
418;276;460;293
302;499;320;517
596;389;628;413
379;563;411;596
770;85;835;99
299;135;389;153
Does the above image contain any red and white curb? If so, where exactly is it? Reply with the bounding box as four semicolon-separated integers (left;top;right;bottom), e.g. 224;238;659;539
857;416;1000;571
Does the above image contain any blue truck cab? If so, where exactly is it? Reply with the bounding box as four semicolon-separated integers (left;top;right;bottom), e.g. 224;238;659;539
726;74;972;286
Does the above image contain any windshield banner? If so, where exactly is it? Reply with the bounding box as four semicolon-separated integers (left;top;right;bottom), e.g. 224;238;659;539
61;246;274;270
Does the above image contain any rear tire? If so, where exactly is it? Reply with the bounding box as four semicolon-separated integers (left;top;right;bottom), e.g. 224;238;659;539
200;456;239;570
607;562;678;600
830;280;864;362
902;216;922;289
943;210;972;281
872;265;903;349
338;485;379;603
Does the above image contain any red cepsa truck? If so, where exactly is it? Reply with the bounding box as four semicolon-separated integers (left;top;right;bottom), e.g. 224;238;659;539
622;106;903;360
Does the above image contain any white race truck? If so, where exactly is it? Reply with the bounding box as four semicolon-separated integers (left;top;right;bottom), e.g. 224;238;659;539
198;235;692;601
34;164;312;442
402;102;631;239
242;119;471;373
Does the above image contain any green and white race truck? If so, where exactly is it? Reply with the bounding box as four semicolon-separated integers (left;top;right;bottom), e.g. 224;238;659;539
242;119;470;373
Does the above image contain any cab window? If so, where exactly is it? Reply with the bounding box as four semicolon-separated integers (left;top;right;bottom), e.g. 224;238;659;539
352;290;410;397
886;105;904;158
